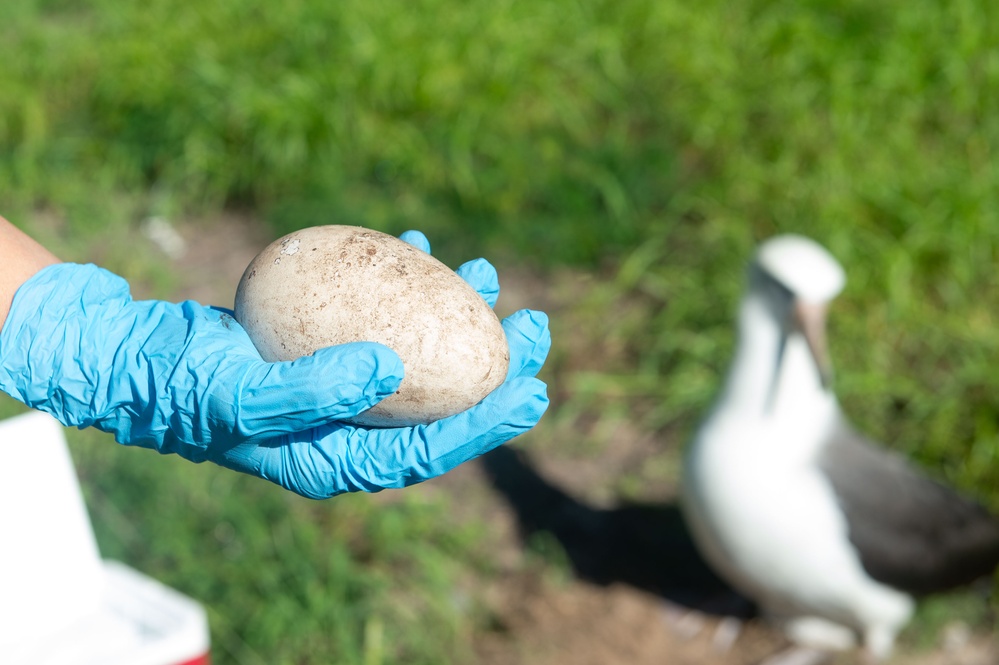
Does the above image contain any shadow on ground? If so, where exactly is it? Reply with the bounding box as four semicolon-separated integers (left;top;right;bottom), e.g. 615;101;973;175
480;446;755;618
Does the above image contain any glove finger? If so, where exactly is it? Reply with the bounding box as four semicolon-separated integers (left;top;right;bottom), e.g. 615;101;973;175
456;258;500;308
399;230;431;254
317;375;548;493
502;309;551;379
232;342;404;438
405;376;549;483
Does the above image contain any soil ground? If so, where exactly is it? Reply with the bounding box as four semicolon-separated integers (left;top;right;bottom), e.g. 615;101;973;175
164;214;998;665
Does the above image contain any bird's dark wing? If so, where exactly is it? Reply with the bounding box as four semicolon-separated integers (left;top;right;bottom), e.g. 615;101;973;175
818;417;999;595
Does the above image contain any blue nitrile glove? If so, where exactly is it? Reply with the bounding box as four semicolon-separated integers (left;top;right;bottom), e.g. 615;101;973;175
0;231;550;498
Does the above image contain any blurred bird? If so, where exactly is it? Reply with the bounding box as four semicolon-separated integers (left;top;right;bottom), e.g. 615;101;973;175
680;235;999;659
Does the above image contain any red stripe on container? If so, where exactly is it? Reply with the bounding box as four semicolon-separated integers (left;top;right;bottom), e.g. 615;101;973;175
175;654;210;665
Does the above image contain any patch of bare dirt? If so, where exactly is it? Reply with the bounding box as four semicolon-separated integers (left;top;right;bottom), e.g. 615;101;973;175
155;212;272;306
476;577;782;665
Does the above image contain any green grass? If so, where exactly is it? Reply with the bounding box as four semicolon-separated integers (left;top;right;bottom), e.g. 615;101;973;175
4;0;999;660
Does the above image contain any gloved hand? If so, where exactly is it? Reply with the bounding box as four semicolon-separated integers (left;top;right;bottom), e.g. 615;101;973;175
0;231;550;498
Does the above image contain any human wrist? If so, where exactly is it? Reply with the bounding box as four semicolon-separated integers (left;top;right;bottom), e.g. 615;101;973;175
0;216;61;331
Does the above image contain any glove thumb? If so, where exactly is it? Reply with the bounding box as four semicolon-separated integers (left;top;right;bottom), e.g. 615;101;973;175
230;342;404;438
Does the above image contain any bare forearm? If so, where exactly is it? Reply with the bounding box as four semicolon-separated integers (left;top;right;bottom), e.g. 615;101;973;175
0;216;61;331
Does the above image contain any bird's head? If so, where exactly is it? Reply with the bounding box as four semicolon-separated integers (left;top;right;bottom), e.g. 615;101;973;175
749;234;846;390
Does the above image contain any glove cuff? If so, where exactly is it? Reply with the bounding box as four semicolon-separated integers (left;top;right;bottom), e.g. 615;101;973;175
0;263;132;423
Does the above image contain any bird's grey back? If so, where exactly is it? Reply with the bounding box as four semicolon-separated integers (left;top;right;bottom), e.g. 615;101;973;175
818;418;999;595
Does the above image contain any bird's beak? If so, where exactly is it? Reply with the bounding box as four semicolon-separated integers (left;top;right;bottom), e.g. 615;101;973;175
794;301;832;389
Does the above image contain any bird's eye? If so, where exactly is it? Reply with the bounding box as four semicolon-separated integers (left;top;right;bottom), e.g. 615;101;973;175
765;272;794;302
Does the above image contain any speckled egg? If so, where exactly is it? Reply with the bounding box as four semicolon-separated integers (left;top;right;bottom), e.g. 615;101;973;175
234;225;510;427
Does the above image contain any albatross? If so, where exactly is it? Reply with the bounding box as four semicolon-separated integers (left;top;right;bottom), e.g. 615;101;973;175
680;234;999;658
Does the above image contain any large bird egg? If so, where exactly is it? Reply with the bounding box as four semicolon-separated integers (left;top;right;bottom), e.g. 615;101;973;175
233;225;510;427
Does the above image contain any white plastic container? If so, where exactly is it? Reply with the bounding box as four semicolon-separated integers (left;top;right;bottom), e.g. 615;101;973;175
0;410;211;665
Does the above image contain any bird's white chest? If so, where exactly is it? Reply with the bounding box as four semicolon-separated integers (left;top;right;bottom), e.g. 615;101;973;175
682;405;874;620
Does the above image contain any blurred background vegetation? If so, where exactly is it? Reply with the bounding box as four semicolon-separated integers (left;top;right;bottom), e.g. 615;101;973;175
3;0;999;662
